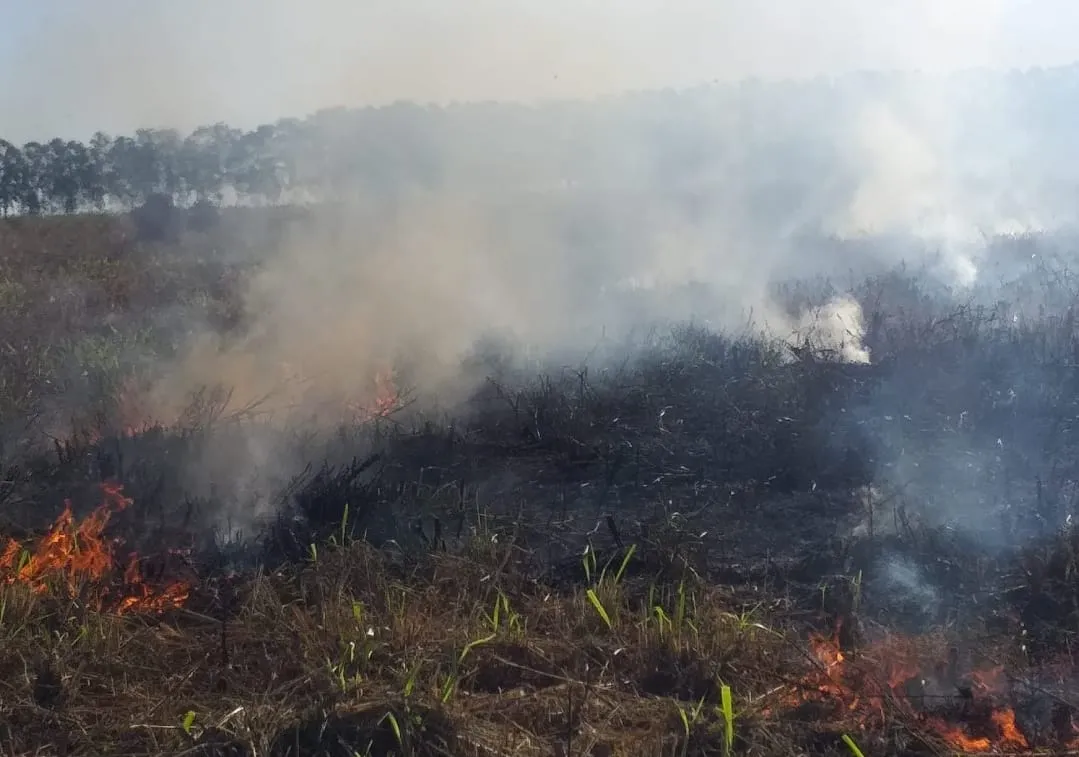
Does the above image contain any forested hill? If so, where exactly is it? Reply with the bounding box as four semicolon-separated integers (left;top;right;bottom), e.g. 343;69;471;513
2;64;1079;219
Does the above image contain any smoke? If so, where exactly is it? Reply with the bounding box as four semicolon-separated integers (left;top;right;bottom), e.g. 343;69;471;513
796;296;871;365
146;193;568;421
5;1;1077;537
824;68;1057;289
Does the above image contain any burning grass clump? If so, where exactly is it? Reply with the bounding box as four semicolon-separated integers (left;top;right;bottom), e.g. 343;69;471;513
0;480;192;615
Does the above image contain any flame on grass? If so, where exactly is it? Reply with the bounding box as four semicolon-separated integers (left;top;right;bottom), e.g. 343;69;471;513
0;481;190;615
62;374;171;447
781;621;1045;753
346;368;402;422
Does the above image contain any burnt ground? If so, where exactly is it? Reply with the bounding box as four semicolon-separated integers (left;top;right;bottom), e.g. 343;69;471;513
3;215;1079;754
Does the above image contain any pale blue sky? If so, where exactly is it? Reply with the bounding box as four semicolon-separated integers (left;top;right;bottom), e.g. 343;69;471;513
2;0;1079;142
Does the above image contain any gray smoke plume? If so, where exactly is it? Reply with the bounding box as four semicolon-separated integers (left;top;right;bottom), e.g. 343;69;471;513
4;0;1078;541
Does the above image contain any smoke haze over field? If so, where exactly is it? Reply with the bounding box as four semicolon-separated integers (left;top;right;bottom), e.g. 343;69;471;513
1;0;1073;419
3;0;1079;141
6;1;1079;543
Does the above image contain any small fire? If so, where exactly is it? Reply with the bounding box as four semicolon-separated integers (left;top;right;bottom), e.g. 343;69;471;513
372;369;399;417
786;621;1044;753
925;709;1028;753
60;375;167;447
0;481;190;615
347;368;401;421
83;421;158;446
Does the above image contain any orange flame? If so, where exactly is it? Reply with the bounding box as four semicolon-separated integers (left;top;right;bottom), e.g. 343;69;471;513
0;481;190;615
372;370;400;417
347;368;400;421
788;623;1040;753
923;709;1029;752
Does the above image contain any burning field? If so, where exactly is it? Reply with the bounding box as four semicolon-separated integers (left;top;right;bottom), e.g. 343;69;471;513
790;624;1073;753
6;215;1079;756
5;486;1079;757
0;481;191;616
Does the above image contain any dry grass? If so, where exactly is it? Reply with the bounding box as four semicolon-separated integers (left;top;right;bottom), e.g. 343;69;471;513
0;537;814;757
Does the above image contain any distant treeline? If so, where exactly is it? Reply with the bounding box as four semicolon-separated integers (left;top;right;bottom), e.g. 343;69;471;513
2;65;1078;217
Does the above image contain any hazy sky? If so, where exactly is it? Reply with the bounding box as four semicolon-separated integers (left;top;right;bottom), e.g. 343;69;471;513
2;0;1078;142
